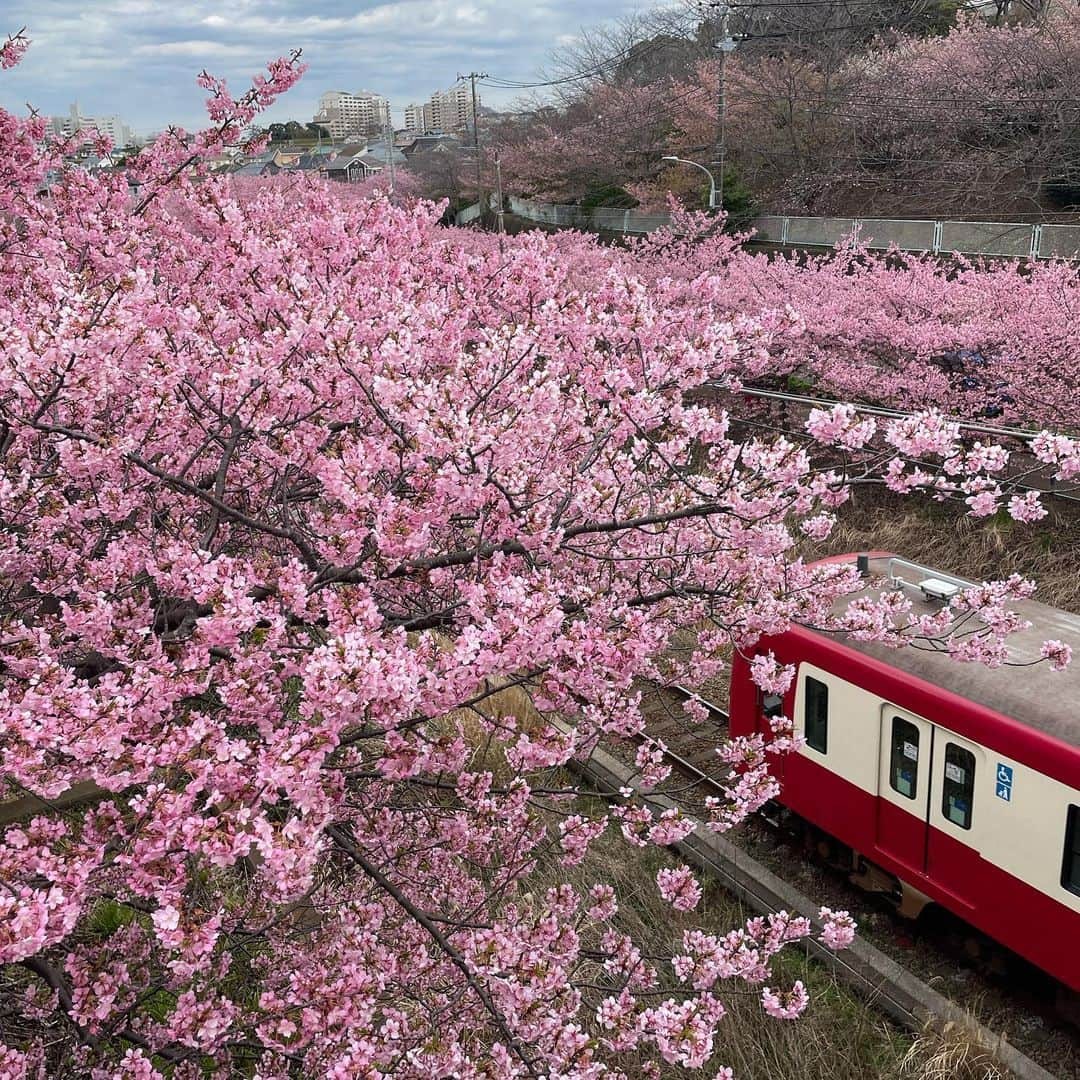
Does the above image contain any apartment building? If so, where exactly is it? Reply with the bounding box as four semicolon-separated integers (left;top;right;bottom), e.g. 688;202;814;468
49;103;135;147
403;80;477;135
313;90;392;140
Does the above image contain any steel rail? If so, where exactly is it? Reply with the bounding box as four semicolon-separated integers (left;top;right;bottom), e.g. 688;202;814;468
715;383;1053;441
716;398;1080;507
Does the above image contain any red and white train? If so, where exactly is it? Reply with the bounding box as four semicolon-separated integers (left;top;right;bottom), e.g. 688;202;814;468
729;552;1080;993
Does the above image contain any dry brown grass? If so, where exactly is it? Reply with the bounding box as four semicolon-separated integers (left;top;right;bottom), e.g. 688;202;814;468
900;1021;1012;1080
523;809;1025;1080
441;678;546;784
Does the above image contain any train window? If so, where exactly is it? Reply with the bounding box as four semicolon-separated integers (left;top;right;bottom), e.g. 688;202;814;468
941;744;975;830
1063;806;1080;897
804;676;828;754
889;717;920;800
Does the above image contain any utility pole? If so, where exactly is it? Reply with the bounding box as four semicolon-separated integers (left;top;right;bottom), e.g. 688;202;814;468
458;71;488;218
710;2;736;216
384;113;396;198
494;153;506;248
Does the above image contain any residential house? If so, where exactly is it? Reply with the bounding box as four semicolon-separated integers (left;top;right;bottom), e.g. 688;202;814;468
324;142;383;183
400;132;461;160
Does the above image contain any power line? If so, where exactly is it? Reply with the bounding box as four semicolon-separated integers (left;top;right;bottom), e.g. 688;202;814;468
481;13;700;91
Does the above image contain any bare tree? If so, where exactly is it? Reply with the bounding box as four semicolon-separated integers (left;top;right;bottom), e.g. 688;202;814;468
538;8;704;103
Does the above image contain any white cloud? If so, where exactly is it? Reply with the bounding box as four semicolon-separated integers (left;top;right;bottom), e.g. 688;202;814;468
0;0;649;132
134;39;256;57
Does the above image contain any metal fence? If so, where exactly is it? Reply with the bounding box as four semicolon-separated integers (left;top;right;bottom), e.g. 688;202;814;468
503;197;1080;260
725;214;1080;259
507;198;671;235
1038;224;1080;260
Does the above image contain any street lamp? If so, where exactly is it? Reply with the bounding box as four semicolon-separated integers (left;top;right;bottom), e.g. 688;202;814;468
711;3;737;214
661;155;718;211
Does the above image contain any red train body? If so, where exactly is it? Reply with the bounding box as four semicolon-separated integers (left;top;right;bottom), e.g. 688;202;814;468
728;553;1080;992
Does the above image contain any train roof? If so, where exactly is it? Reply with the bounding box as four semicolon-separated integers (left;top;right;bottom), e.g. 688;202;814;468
812;553;1080;751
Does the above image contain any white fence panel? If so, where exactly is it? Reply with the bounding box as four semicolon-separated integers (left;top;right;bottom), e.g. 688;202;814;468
752;216;787;243
1038;224;1080;260
784;216;859;247
939;221;1034;258
623;212;672;233
455;203;482;226
588;208;626;231
858;218;936;252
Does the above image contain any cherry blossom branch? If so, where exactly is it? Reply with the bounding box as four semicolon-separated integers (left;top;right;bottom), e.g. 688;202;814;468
325;823;544;1079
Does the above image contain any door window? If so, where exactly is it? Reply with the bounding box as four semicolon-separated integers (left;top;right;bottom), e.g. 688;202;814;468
804;676;828;754
1063;805;1080;896
941;743;975;830
889;716;920;800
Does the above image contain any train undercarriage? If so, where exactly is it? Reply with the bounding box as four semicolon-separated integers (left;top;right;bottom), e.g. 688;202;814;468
758;799;1080;1027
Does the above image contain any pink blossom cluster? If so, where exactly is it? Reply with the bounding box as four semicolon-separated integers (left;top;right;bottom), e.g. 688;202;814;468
748;653;796;696
1041;639;1073;672
641;994;727;1068
818;907;857;951
648;807;696;847
635;738;673;789
0;29;27;68
656;866;703;912
805;403;877;449
767;712;805;755
559;814;608;866
673;910;813;992
761;980;810;1020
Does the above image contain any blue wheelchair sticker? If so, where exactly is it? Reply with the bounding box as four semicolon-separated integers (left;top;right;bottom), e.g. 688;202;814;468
995;763;1013;802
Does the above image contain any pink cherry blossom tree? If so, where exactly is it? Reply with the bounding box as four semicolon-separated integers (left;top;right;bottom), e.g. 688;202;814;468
0;35;1076;1079
501;6;1080;217
496;79;679;205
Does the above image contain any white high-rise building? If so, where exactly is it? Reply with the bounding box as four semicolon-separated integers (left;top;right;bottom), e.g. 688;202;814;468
49;103;135;147
403;83;477;135
313;91;392;140
403;102;427;132
428;81;475;133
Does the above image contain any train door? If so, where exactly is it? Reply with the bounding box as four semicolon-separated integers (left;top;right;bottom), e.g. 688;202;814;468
875;707;933;876
925;730;983;911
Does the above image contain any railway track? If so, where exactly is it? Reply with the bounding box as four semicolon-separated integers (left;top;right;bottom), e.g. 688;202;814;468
602;680;1076;1078
694;383;1080;509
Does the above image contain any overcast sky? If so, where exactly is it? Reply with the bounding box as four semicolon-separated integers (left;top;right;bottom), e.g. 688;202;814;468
0;0;653;136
